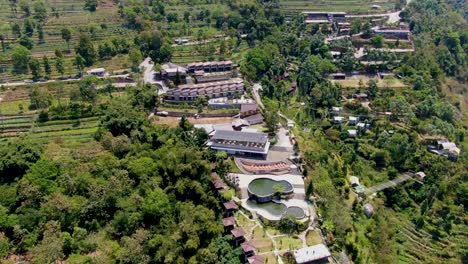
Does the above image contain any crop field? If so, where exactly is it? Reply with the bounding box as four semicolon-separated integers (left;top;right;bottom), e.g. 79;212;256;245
0;81;105;145
0;0;131;82
394;214;463;264
280;0;396;16
331;76;407;88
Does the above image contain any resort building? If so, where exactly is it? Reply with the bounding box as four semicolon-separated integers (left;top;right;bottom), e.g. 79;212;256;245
248;255;264;264
364;204;374;217
240;103;259;117
159;63;187;80
223;217;236;232
373;29;410;39
303;11;346;23
86;68;106;77
231;228;246;246
244;114;264;125
223;201;239;216
333;116;345;124
187;60;233;73
348;116;359;125
241;242;256;258
332;106;343;114
350;176;360;187
194;72;231;83
208;130;270;157
415;171;427;181
293;244;331;264
165;78;244;102
428;138;460;160
212;178;226;192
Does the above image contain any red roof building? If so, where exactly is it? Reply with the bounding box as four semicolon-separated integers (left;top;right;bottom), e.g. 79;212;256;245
223;201;239;211
248;255;264;264
212;178;226;190
223;217;236;228
231;228;245;239
241;242;256;256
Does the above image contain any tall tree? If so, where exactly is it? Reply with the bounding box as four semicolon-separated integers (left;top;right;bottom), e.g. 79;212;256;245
23;18;35;37
11;45;30;74
37;24;44;43
61;28;72;52
29;57;42;81
33;1;47;22
74;55;86;76
55;53;65;77
75;33;96;66
42;56;51;78
84;0;98;12
18;0;30;16
79;76;98;104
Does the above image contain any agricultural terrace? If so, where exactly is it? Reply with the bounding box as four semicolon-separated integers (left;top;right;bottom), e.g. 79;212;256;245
0;0;133;82
0;0;245;82
0;79;129;145
280;0;398;16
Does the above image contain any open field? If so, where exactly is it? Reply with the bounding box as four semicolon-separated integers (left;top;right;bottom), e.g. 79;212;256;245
331;76;407;88
280;0;396;16
153;116;234;128
305;229;323;246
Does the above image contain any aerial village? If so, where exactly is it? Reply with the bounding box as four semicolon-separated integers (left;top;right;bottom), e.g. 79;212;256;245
0;0;464;263
70;9;461;264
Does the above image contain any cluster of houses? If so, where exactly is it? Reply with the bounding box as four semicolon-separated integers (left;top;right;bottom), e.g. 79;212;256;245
331;107;371;137
213;176;332;264
165;78;244;102
211;177;265;264
157;60;243;102
427;138;461;161
303;11;346;24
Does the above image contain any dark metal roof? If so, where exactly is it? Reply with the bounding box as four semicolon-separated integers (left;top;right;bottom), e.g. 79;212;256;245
213;130;268;144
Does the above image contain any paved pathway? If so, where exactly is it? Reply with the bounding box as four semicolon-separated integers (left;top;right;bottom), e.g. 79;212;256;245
252;83;264;109
364;172;414;194
139;57;169;95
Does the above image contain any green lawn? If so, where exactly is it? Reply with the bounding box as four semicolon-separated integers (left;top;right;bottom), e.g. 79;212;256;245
280;0;396;15
274;235;303;251
305;229;323;246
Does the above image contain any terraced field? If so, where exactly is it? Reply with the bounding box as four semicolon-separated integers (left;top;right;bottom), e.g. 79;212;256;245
0;113;99;144
394;215;462;263
280;0;396;16
0;0;131;82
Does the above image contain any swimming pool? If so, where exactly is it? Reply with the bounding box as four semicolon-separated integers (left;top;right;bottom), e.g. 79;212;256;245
247;178;293;203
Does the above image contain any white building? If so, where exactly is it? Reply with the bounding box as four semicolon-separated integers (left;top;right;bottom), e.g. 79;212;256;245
293;244;331;264
348;129;357;137
333;116;345;124
86;68;106;77
349;116;358;125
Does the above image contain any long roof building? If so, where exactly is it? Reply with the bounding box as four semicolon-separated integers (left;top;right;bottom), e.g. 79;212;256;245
208;130;270;156
166;78;244;102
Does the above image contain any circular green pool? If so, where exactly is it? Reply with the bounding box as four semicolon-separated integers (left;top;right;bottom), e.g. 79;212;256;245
284;206;306;219
246;199;287;216
248;178;293;202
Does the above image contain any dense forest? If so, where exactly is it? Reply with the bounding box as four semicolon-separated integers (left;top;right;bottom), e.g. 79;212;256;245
0;87;247;263
0;0;466;263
